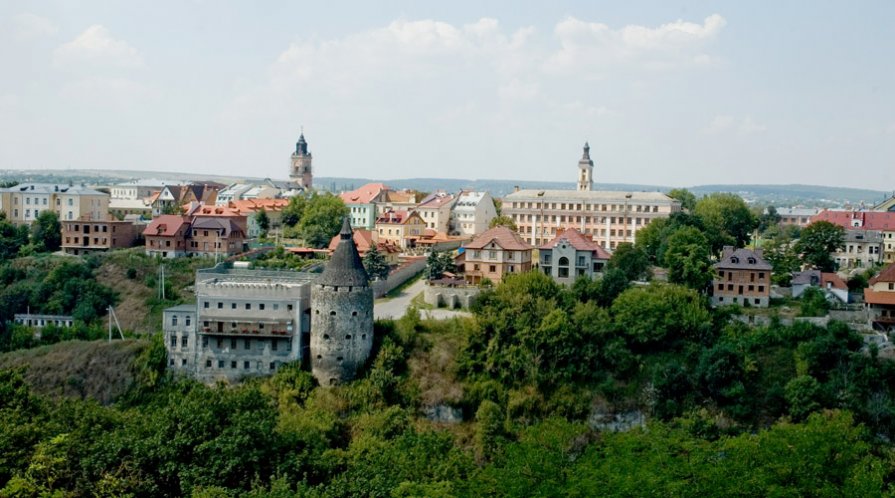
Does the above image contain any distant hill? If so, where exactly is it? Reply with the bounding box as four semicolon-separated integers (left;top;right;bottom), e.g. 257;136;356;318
1;169;888;208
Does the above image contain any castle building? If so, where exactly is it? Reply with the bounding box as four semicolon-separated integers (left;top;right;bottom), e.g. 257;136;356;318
164;264;315;383
290;133;313;190
311;218;374;386
503;144;680;249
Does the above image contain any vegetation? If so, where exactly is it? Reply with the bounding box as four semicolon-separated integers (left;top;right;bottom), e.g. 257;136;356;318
255;208;270;237
488;215;516;230
281;193;349;248
425;250;457;281
796;220;846;272
362;246;390;281
692;193;757;253
605;242;650;281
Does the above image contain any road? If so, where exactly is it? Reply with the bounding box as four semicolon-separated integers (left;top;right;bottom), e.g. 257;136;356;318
374;278;471;321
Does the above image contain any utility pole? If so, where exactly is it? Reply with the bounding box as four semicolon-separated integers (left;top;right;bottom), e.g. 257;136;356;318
158;264;166;301
107;306;124;342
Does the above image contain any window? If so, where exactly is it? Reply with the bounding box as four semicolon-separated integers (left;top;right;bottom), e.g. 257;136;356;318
758;285;764;292
259;303;265;310
759;272;765;279
244;361;250;369
244;338;251;349
181;358;187;366
185;316;191;326
287;304;293;311
231;361;237;369
206;359;212;368
489;265;496;273
273;303;279;310
181;336;188;347
718;284;723;290
216;338;223;348
170;335;176;347
230;338;237;349
218;360;224;368
245;303;251;310
558;256;570;278
271;339;278;351
172;316;178;326
270;362;276;370
231;303;236;309
217;302;223;309
202;336;208;349
204;301;209;309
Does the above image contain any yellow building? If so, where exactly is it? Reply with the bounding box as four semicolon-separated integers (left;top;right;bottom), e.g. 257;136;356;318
374;210;426;250
0;183;109;225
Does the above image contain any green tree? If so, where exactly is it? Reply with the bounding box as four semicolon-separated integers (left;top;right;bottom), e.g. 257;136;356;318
667;188;697;211
757;206;782;234
795;221;845;272
634;217;668;263
799;286;830;317
280;195;307;227
363;245;390;281
784;375;821;420
763;230;801;285
606;242;650;282
426;250;455;280
30;211;62;252
693;193;757;252
662;227;713;291
297;193;349;248
255;208;270;237
474;400;505;463
489;215;517;230
611;283;713;348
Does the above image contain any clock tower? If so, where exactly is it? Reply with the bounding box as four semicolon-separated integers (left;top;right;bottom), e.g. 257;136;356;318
290;132;313;190
577;142;593;192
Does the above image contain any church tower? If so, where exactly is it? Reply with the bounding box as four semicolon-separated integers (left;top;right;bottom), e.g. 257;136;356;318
577;142;594;192
310;218;374;386
290;132;313;190
578;142;594;192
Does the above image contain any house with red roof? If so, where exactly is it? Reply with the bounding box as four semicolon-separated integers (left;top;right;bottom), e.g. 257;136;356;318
811;210;895;264
711;246;772;307
792;270;849;304
328;228;401;266
228;199;291;237
374;209;426;250
538;228;611;285
339;183;390;230
865;263;895;331
144;215;191;258
460;226;533;284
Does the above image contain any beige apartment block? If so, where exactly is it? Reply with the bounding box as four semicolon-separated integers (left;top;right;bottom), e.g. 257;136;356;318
0;183;109;226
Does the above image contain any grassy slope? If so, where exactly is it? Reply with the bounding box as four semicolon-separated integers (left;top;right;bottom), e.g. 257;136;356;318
0;339;150;404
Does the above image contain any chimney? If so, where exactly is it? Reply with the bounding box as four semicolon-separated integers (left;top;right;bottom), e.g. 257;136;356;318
514;185;520;193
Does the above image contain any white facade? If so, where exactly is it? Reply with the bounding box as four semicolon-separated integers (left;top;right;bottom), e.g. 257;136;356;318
0;183;109;225
451;191;497;236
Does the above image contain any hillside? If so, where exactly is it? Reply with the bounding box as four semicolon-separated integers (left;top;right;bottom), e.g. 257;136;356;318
0;339;151;404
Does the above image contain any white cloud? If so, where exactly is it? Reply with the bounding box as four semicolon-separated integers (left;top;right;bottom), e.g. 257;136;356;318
738;116;767;134
13;13;58;41
59;77;151;106
498;79;539;101
546;14;726;74
54;25;143;68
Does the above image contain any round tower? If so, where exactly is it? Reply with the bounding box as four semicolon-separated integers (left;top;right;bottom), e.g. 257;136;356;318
310;218;373;386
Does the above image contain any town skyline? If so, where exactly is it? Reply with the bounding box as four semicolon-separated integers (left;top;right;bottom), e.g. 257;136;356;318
1;1;893;189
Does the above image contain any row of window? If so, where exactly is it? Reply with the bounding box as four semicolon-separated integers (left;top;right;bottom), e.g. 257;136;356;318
718;270;766;281
509;202;662;213
716;283;766;294
717;296;763;305
514;214;650;225
170;335;291;352
202;301;292;311
14;197;76;206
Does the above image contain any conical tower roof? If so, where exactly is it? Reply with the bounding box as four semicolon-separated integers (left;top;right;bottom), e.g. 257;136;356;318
317;218;370;287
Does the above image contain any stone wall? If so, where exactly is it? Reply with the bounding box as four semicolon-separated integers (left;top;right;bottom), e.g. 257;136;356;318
310;283;374;386
423;283;481;309
372;256;426;298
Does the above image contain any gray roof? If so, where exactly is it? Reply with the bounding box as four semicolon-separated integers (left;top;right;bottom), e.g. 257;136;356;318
317;218;369;287
1;183;108;196
714;246;773;271
845;229;882;243
164;304;197;312
505;189;677;204
791;270;821;286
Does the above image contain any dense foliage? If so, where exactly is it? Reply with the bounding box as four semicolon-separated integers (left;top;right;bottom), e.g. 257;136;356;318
281;193;349;248
3;268;895;496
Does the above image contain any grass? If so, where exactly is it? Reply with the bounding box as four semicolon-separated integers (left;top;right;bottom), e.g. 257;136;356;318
378;272;424;301
0;339;150;404
410;292;433;310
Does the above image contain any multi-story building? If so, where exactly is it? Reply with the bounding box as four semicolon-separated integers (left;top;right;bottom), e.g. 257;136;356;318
328;229;401;266
229;199;291;237
460;226;533;284
108;179;183;201
144;215;191;258
0;183;109;225
791;270;849;304
150;184;221;217
503;145;680;249
188;217;247;257
865;263;895;331
775;207;822;227
378;190;420;215
340;183;390;230
416;191;456;233
539;228;610;285
836;230;883;269
451;191;497;237
711;246;772;307
374;209;426;249
164;265;315;383
811;210;895;264
61;217;143;255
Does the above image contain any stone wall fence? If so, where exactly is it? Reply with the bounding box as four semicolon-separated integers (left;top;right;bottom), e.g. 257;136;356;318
372;256;426;298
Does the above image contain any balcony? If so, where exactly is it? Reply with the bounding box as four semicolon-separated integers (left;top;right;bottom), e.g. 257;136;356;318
199;320;293;338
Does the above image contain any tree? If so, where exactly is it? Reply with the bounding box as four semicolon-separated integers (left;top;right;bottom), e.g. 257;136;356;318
297;193;349;248
489;215;516;230
30;211;62;252
363;245;390;281
606;243;650;282
667;188;697;211
799;287;830;317
662;227;713;291
634;217;668;264
281;195;307;227
611;283;713;348
693;193;757;252
0;215;29;261
757;206;782;234
426;250;455;280
795;221;844;272
255;208;270;237
763;230;801;285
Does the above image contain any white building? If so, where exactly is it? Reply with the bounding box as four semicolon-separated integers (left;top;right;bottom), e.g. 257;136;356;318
0;183;109;225
451;191;497;237
416;191;456;233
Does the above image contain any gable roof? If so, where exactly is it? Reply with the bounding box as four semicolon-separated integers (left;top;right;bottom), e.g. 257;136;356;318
714;246;772;271
539;228;611;259
464;226;533;251
340;183;389;204
792;270;847;290
191;217;245;237
375;210;423;225
327;228;401;255
418;192;455;209
869;263;895;285
228;199;291;215
143;215;189;236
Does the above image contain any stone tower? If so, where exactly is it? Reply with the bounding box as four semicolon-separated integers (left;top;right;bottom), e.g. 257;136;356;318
310;218;374;386
290;132;313;190
577;142;594;192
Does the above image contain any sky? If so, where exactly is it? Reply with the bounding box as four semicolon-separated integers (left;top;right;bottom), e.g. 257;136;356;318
0;1;893;189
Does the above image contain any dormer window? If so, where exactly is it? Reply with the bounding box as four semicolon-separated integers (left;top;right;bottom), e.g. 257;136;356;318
747;257;756;264
730;256;739;264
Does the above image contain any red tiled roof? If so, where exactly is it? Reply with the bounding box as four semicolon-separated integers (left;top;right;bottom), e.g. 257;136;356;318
228;199;290;215
464;226;533;251
539;228;611;259
821;272;847;290
143;215;189;236
811;210;895;231
865;288;895;305
375;210;422;225
327;229;400;255
339;183;388;204
869;263;895;285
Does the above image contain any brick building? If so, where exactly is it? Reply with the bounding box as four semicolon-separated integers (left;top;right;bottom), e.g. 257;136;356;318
711;246;772;307
61;218;143;255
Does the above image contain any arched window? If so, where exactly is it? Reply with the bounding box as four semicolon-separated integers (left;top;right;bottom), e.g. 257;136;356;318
730;256;740;264
558;256;570;278
747;257;756;264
